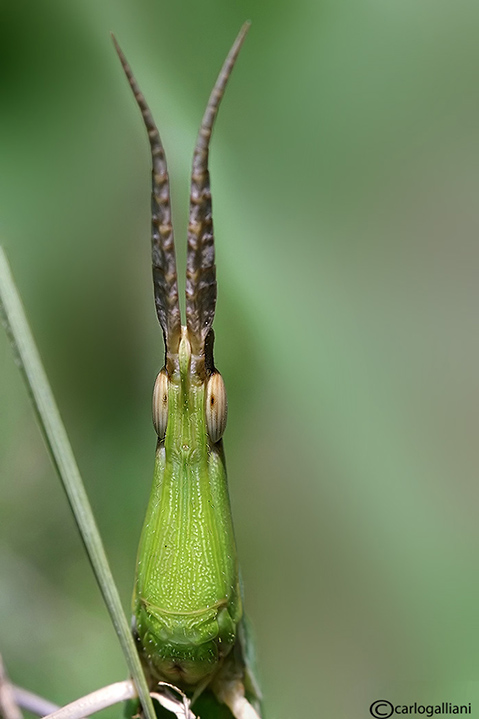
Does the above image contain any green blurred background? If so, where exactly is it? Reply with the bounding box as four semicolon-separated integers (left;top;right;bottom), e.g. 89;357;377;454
1;1;479;718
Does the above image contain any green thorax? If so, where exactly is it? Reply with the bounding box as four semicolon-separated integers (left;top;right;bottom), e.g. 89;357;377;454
134;328;242;688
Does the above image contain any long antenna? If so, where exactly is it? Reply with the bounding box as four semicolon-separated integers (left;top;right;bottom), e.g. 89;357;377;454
185;22;250;355
112;35;182;361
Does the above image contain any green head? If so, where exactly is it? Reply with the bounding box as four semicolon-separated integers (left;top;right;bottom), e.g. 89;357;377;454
113;25;249;693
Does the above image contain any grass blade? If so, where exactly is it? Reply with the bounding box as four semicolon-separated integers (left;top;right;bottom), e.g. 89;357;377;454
0;246;156;719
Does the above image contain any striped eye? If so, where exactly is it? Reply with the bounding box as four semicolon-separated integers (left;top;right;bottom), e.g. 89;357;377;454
152;368;169;438
205;371;227;443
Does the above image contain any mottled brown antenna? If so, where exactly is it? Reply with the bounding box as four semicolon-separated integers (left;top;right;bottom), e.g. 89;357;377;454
112;35;182;360
186;22;250;356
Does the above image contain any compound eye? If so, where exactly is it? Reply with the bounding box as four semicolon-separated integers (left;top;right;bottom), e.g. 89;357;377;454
205;371;227;443
152;368;169;438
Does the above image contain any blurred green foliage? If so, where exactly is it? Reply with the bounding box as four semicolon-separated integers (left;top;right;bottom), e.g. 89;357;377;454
2;2;479;718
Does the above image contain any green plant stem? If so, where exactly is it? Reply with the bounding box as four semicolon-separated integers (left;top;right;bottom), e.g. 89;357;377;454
0;246;156;719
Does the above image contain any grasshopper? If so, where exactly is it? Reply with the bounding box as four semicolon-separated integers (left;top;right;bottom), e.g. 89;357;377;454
113;23;262;719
